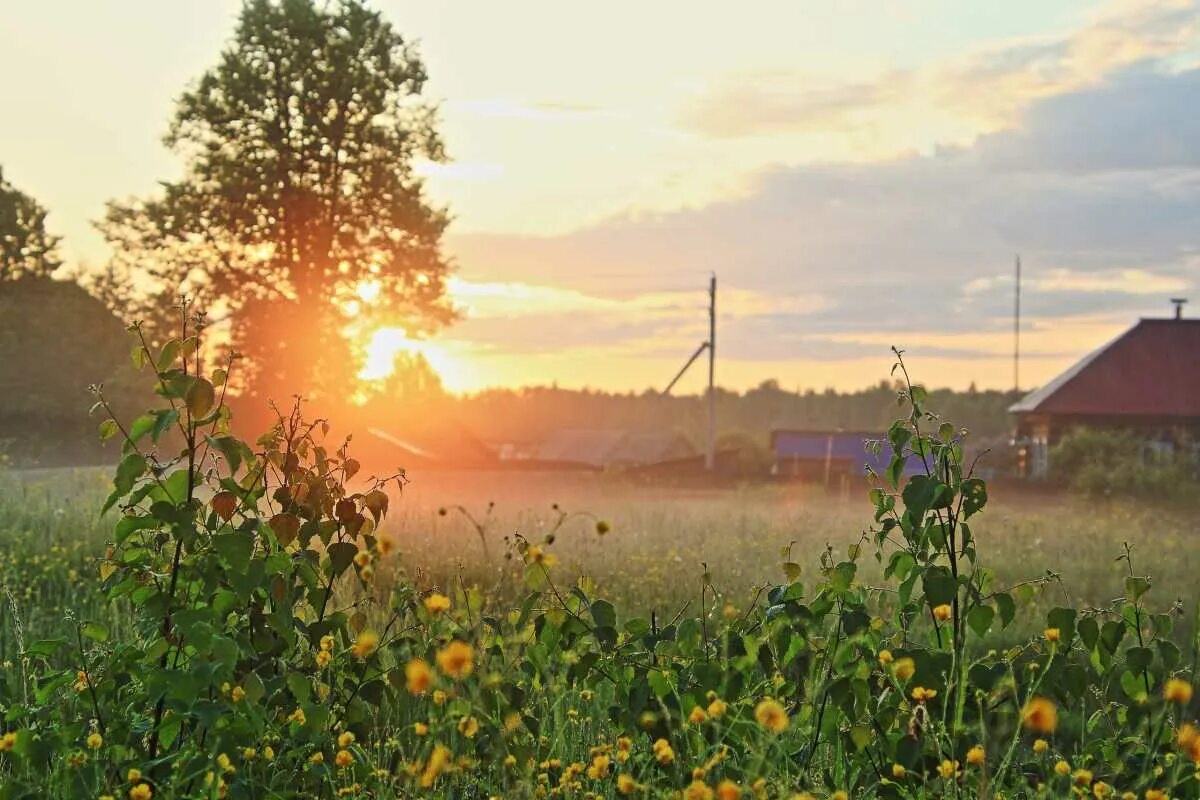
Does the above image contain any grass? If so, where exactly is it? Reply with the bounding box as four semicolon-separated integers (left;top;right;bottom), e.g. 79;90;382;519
2;465;1196;660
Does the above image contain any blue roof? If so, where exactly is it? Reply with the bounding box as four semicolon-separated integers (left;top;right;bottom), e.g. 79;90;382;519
771;430;926;476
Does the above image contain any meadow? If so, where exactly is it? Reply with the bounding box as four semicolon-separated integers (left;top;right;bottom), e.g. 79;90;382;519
3;465;1195;650
0;355;1198;799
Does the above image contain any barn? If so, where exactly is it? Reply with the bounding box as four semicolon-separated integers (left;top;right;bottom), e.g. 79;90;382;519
533;428;696;469
1010;313;1200;478
770;429;924;484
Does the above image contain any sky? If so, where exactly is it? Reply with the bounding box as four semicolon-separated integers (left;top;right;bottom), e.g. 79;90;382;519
2;0;1199;394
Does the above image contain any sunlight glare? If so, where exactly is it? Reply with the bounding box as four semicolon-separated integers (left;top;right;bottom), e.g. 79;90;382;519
360;326;467;392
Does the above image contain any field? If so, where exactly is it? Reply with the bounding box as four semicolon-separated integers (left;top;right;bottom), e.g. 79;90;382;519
3;466;1195;645
2;412;1199;799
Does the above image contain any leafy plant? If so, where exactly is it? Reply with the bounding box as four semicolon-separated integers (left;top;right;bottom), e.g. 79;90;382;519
1;335;1197;799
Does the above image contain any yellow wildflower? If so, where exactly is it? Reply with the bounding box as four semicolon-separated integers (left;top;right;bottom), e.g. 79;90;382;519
717;779;741;800
911;686;938;703
754;698;789;733
1023;696;1059;733
436;640;475;679
1165;678;1193;705
406;658;433;694
350;630;379;659
420;744;452;788
424;593;452;615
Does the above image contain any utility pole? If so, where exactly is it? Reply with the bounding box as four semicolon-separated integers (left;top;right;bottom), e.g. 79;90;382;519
1013;255;1021;393
706;273;716;471
660;275;717;472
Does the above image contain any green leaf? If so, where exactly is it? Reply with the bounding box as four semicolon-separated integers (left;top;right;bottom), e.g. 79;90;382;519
185;378;216;418
103;452;147;514
1100;620;1126;654
1125;576;1151;602
242;671;266;704
158;714;182;750
1047;607;1077;643
966;604;994;637
590;599;616;629
922;566;956;605
995;593;1015;629
885;454;905;489
960;478;988;518
114;514;159;543
1078;617;1099;651
647;669;673;698
25;639;68;658
830;561;857;594
1126;646;1153;672
207;435;248;474
98;418;119;441
328;542;358;576
157;338;182;371
214;533;252;566
81;622;109;643
287;672;311;703
127;414;156;448
152;408;179;443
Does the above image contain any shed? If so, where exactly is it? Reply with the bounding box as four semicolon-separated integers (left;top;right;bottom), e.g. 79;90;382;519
770;429;922;483
1009;316;1200;477
535;428;695;469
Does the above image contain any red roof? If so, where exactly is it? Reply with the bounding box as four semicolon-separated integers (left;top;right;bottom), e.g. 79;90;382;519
1010;319;1200;418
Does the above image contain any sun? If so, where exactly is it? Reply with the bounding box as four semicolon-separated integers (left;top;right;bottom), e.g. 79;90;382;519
360;326;467;393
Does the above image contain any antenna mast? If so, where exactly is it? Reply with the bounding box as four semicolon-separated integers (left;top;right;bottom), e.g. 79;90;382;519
706;273;716;471
1014;255;1021;393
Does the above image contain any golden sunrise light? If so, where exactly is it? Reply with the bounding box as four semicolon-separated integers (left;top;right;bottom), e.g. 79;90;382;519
3;0;1198;396
360;326;470;393
5;4;1200;797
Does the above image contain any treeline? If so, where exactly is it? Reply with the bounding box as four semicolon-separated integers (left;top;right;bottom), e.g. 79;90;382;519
443;380;1022;450
335;370;1022;468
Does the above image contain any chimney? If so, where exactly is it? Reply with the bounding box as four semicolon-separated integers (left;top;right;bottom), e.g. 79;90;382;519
1171;298;1187;319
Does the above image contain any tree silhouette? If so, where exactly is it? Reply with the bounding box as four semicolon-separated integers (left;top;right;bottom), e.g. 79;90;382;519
0;167;61;280
100;0;456;401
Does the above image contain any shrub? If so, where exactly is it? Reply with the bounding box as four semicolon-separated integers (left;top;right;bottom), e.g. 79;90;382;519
1051;427;1197;502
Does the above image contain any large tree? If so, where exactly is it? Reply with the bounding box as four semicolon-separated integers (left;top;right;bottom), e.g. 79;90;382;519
101;0;455;402
0;167;62;280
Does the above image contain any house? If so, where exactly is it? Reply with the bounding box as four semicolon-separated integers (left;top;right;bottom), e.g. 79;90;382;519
1009;312;1200;478
534;428;696;469
363;421;497;470
770;429;923;483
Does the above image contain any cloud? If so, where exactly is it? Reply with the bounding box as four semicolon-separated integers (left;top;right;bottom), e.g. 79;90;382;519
679;0;1200;140
678;74;909;139
973;68;1200;171
448;64;1200;381
965;267;1190;296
